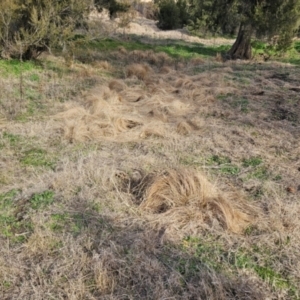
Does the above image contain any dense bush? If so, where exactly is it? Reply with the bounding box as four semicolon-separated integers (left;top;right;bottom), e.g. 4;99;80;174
0;0;90;60
0;0;132;60
156;0;189;30
94;0;130;18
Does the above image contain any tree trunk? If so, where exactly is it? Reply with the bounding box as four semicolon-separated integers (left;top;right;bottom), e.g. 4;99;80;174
22;45;44;60
228;23;253;60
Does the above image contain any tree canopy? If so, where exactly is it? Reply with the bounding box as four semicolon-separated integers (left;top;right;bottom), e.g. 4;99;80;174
226;0;300;59
157;0;300;59
0;0;131;60
0;0;91;59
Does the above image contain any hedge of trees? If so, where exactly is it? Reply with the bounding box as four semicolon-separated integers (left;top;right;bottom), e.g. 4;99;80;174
1;0;300;60
156;0;300;59
0;0;130;60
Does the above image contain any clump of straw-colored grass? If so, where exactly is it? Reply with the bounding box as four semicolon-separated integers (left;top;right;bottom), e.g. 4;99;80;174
137;168;256;233
126;64;152;80
109;79;127;92
176;121;193;135
93;60;112;70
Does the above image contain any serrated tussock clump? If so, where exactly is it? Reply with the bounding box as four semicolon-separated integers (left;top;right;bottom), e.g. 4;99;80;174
121;168;257;233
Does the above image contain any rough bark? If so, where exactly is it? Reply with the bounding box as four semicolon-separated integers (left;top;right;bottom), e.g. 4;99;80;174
228;22;253;59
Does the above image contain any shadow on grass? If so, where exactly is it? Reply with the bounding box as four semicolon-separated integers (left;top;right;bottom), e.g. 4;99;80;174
86;35;300;65
87;37;231;59
37;202;271;298
0;190;273;299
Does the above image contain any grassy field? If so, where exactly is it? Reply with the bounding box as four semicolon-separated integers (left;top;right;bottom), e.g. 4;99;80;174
0;36;300;299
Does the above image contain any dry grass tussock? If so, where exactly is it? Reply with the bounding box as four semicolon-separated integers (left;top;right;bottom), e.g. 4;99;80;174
55;68;199;142
92;60;113;71
128;50;172;67
126;63;152;80
120;168;257;234
108;79;127;92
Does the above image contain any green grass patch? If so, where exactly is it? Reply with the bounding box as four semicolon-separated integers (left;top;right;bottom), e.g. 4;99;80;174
234;250;298;297
20;148;55;168
0;215;33;243
179;155;205;166
2;132;20;144
30;190;54;210
181;236;298;298
251;40;277;57
50;212;93;236
89;38;151;52
29;73;40;82
251;39;300;65
1;280;11;291
247;166;269;181
88;37;299;63
0;189;18;209
294;41;300;53
1;132;21;146
207;155;240;175
181;236;226;272
0;59;40;77
156;43;230;59
0;189;33;243
217;93;250;113
87;38;231;59
231;97;249;113
273;174;282;181
242;157;263;167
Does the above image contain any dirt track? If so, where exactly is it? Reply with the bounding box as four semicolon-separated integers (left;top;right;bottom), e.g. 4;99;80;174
90;10;235;46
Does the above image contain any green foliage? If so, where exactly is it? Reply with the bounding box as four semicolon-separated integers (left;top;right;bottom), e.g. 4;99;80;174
0;0;90;60
95;0;130;18
156;0;189;30
294;41;300;52
187;0;239;37
182;0;300;58
156;0;181;30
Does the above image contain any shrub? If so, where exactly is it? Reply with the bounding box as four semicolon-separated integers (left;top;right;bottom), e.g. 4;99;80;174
156;0;189;30
157;0;181;30
0;0;89;60
94;0;130;19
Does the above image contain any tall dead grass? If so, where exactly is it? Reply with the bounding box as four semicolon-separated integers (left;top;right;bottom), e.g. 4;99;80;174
54;56;246;144
124;168;257;234
126;63;152;80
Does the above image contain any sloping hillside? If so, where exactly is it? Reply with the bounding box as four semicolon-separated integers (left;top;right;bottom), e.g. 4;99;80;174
0;23;300;299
